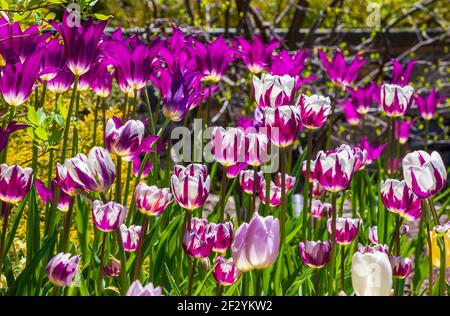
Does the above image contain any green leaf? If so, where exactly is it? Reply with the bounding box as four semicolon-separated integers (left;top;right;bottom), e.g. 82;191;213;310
35;125;48;141
93;13;112;20
164;263;182;296
27;106;40;126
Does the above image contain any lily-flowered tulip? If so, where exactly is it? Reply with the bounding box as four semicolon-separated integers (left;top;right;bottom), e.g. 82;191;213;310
92;200;126;232
311;200;331;219
391;59;415;86
346;83;377;115
126;280;163;296
258;180;282;207
298;240;332;268
415;89;443;120
275;173;296;193
47;253;80;287
0;164;33;204
313;145;357;192
134;182;172;216
226;162;248;179
120;224;141;252
381;83;414;117
252;74;295;110
297;94;331;129
402;151;447;199
36;179;70;212
340;99;361;126
0;121;27;152
394;119;415;145
351;250;392;296
359;138;385;165
245;132;269;167
233;35;280;74
40;38;64;82
90;61;114;98
239;169;262;195
264;106;302;148
171;164;210;211
211;127;246;167
65;147;116;193
231;212;280;272
209;222;234;253
213;256;241;286
105;117;157;161
390;256;412;279
47;67;74;94
183;217;214;258
368;226;378;244
381;179;421;221
318;49;366;87
327;217;361;245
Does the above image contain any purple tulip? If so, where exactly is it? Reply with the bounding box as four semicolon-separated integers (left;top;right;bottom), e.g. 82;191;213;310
239;169;262;195
40;38;65;82
55;162;79;196
47;67;75;94
92;200;126;232
264;105;302;148
402;150;447;199
357;243;389;254
90;61;114;98
340;99;361;126
209;222;234;253
211;127;246;167
381;83;414;117
399;225;410;235
0;121;27;152
183;217;214;258
232;212;280;272
64;147;116;193
390;256;412;279
134;182;172;216
36;179;70;212
0;164;33;204
159;25;197;73
415;89;443;120
233;35;280;74
346;83;377;115
226;162;248;179
275;173;296;193
253;74;295;110
297;94;331;130
311;180;325;198
302;160;317;183
50;12;106;76
298;240;332;268
391;59;415;86
394;119;415;145
311;199;331;219
46;252;80;287
244;132;269;167
318;49;366;87
126;280;163;296
171;164;210;211
327;217;361;245
381;179;421;221
359;137;385;165
368;226;378;244
120;224;141;252
213;256;241;286
258;180;282;207
102;258;121;277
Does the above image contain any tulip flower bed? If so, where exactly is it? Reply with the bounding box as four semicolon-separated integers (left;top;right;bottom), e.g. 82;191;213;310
0;10;449;298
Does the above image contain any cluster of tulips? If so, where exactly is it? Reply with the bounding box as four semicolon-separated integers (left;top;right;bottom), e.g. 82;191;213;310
0;10;448;296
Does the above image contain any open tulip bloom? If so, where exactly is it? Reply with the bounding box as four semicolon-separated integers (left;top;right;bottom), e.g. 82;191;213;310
318;49;366;87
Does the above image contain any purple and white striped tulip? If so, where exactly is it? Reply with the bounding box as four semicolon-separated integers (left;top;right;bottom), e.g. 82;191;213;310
311;180;325;198
55;162;79;196
120;224;141;252
275;173;296;193
182;217;214;258
36;179;70;212
126;280;163;296
381;83;414;117
402;150;447;199
134;182;172;216
46;252;80;287
381;179;421;221
92;200;126;232
368;226;378;244
258;180;282;207
209;221;234;253
0;164;33;204
297;94;331;130
311;200;331;219
245;132;269;167
171;164;210;211
264;106;302;148
298;240;332;268
390;256;412;279
252;74;295;110
213;256;241;286
102;258;121;277
226;162;248;179
211;127;246;167
239;169;262;195
327;217;361;245
357;243;389;254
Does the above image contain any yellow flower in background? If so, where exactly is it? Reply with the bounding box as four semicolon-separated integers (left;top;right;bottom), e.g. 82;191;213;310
429;230;450;268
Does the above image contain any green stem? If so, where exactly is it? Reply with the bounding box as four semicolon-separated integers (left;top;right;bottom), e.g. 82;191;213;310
61;75;79;162
340;245;345;291
92;95;101;147
280;148;287;244
425;120;430;151
187;257;195;296
132;215;149;280
329;191;337;295
437;236;446;295
115;227;129;295
97;232;107;296
219;167;228;222
115;156;122;203
249;166;258;220
0;204;11;274
59;197;75;252
425;221;433;296
302;130;312;240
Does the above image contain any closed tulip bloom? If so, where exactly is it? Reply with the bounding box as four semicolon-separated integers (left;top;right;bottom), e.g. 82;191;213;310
299;240;332;268
36;179;70;212
381;179;421;221
213;256;241;286
311;180;325;198
210;221;234;253
351;250;392;296
135;183;171;216
65;147;116;193
92;200;126;232
0;164;33;204
311;200;331;219
245;132;269;167
90;61;114;98
252;74;295;110
399;225;410;235
120;224;141;252
258;180;282;207
46;253;80;287
226;162;248;179
429;224;450;268
415;89;443;120
381;83;414;117
211;127;246;167
313;145;357;192
102;258;121;277
126;280;163;296
233;35;280;74
297;94;331;129
327;217;361;245
302;160;316;183
389;256;412;279
47;67;74;94
402;151;447;199
171;164;210;211
275;173;296;193
182;217;214;258
394;119;415;145
231;212;280;272
40;39;64;82
368;226;378;244
318;49;366;87
55;162;79;196
264;106;302;148
239;169;262;194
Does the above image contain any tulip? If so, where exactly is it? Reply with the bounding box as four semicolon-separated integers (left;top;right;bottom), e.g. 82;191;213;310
159;25;197;73
239;169;262;195
55;162;79;196
351;250;392;296
359;137;385;165
64;147;116;193
120;224;141;252
380;179;421;221
233;35;280;74
252;74;295;110
429;225;450;268
402;151;447;199
357;243;389;254
302;160;316;183
46;252;80;287
90;61;114;98
381;83;414;117
134;182;172;216
102;258;121;277
0;121;27;152
36;179;70;212
258;180;282;207
346;83;377;115
209;222;234;253
92;200;126;232
264;106;302;148
182;217;214;258
47;67;75;94
126;280;163;296
327;217;361;245
311;180;325;198
298;240;332;268
391;59;415;86
275;173;296;193
399;225;410;235
171;164;210;211
318;49;366;87
368;226;378;244
226;162;248;179
211;127;246;167
311;200;331;219
0;164;33;204
40;38;65;82
231;212;280;272
213;256;241;286
245;132;269;167
394;119;415;145
340;99;361;126
297;94;331;130
415;89;443;121
389;256;412;279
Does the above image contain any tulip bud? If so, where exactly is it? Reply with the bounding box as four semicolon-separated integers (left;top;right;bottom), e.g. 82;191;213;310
209;222;234;253
428;227;450;268
55;162;79;196
389;256;412;279
126;280;163;296
357;243;389;254
92;200;126;232
245;132;269;167
275;173;296;193
239;169;262;195
211;127;246;167
102;258;121;277
298;240;332;268
182;218;214;258
327;217;361;245
213;256;241;286
46;253;80;287
297;94;331;129
171;164;210;211
0;164;33;204
368;226;378;244
120;224;142;252
134;182;172;216
258;180;282;207
399;225;409;235
311;200;331;219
